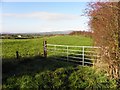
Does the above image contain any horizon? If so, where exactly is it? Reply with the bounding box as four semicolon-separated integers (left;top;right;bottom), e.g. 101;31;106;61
1;29;91;34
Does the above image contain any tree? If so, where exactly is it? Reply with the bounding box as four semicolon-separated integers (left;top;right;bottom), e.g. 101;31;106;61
86;2;120;79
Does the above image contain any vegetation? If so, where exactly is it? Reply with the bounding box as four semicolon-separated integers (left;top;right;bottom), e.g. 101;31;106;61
2;57;76;84
86;1;120;87
2;1;120;89
2;35;93;59
3;65;117;89
87;2;120;78
69;31;92;37
2;34;118;89
2;38;42;59
2;35;95;88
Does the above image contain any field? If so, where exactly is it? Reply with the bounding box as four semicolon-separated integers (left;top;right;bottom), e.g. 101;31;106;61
2;35;117;89
2;35;93;59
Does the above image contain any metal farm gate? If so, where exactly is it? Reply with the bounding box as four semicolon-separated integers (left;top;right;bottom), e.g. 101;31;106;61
45;43;100;66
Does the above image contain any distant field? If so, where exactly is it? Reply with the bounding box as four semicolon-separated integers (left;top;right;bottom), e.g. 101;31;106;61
2;35;93;59
47;35;93;46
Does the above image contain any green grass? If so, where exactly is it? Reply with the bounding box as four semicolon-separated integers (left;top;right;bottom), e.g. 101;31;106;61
2;56;76;82
2;38;43;59
2;35;93;59
2;35;118;89
2;35;93;83
3;64;117;89
47;35;93;46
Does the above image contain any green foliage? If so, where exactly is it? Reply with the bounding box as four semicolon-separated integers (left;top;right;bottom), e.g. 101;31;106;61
3;75;37;89
69;66;117;89
3;77;19;89
3;66;117;89
52;68;68;89
17;75;37;89
35;71;53;89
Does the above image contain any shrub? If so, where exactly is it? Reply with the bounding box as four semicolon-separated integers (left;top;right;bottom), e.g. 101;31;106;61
3;66;117;89
52;68;67;89
2;77;19;89
69;66;117;89
35;71;53;89
17;75;37;89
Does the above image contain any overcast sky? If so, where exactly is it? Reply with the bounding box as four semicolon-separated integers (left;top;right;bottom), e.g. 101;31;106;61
1;2;91;33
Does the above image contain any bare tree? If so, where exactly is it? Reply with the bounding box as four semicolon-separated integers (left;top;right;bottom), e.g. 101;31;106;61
86;2;120;79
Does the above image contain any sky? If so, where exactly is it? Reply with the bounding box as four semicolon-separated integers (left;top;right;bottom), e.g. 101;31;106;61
1;2;91;33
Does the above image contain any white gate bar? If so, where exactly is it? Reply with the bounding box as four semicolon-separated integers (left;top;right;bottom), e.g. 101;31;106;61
47;44;100;48
68;56;83;59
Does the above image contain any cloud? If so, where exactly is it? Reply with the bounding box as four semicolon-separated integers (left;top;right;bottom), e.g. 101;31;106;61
3;12;79;21
2;11;89;33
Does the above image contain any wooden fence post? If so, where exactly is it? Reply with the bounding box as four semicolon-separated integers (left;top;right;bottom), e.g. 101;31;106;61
43;40;47;58
16;51;19;59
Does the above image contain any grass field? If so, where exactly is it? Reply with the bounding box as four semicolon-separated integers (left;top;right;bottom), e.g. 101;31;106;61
2;35;93;59
2;35;117;89
2;35;93;86
2;35;93;79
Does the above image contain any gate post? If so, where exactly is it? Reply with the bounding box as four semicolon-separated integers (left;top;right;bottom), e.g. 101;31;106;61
43;40;47;58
